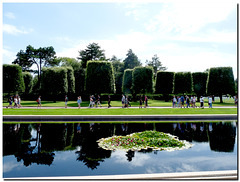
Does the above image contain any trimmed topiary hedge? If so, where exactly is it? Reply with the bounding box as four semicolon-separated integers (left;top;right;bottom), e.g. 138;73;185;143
207;67;235;103
155;71;174;94
122;69;133;94
3;64;25;94
41;67;68;96
174;72;192;95
132;66;154;94
85;61;115;94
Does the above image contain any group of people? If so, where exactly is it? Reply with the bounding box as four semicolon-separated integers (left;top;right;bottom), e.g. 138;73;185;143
6;94;22;108
172;95;214;108
88;95;103;108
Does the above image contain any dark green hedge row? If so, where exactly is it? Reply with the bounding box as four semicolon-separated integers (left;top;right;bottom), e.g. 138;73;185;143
3;64;25;94
122;69;133;94
85;61;115;94
132;66;154;94
41;67;68;96
22;72;33;94
207;67;235;101
155;71;174;94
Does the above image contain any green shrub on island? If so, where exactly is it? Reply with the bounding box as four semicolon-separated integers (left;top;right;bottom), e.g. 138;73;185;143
97;130;193;151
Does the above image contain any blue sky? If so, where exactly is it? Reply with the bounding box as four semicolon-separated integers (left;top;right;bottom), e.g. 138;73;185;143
2;1;238;79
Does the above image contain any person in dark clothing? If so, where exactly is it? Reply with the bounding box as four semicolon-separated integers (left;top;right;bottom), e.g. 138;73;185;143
108;95;111;108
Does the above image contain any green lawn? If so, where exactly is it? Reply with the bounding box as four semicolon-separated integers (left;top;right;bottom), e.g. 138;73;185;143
3;108;237;115
2;98;236;107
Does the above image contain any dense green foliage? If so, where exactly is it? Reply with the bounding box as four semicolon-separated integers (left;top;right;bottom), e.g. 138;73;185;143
85;61;115;94
155;71;174;94
65;67;75;94
3;64;25;94
56;57;85;95
110;56;124;94
41;67;68;96
207;67;235;102
174;72;192;94
132;67;153;94
77;43;106;68
123;49;141;69
22;72;33;94
12;45;57;84
122;69;133;94
146;54;167;77
192;72;208;99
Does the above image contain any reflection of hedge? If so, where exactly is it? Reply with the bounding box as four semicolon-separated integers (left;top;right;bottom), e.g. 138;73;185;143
122;69;133;94
174;72;192;94
132;67;153;94
207;67;235;96
3;64;25;94
85;61;115;94
155;71;174;94
23;72;33;94
42;67;68;95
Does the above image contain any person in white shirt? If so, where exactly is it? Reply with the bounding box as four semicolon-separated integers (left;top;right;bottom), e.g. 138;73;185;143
172;96;177;108
208;96;213;108
200;96;204;108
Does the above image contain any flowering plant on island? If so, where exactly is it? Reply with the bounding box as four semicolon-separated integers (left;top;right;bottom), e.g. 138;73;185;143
97;130;193;152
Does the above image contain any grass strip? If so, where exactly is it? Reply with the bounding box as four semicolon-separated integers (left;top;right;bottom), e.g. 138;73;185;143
3;108;237;115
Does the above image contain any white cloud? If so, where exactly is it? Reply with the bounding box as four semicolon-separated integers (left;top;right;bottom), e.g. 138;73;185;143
4;12;16;19
2;48;16;64
3;160;21;173
3;24;33;35
145;3;235;35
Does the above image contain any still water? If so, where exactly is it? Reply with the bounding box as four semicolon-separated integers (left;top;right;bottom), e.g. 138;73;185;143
3;121;237;178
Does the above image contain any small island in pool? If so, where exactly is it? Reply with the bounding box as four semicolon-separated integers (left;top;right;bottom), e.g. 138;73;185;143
97;130;193;151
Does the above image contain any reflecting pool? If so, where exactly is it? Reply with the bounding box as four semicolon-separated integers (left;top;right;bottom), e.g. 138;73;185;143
3;121;237;178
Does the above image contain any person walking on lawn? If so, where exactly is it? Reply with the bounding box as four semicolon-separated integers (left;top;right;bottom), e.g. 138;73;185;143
37;96;41;109
122;94;125;108
180;95;185;108
108;95;111;108
65;95;68;108
6;95;13;108
77;96;82;109
96;95;102;107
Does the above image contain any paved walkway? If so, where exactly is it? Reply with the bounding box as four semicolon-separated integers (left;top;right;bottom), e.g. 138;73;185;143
3;106;237;109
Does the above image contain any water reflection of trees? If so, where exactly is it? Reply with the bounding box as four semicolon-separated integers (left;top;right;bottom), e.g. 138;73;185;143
3;121;237;169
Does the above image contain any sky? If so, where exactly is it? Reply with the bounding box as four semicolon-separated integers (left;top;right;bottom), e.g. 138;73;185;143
2;1;238;79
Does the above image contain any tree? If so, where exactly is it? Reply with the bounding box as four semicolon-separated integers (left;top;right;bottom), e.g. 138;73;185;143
192;72;208;101
122;69;133;94
123;49;141;70
77;43;106;68
174;72;192;95
132;67;153;94
22;72;33;94
85;61;115;94
110;55;124;94
3;64;25;94
207;67;235;103
146;54;167;77
13;45;57;87
155;71;174;101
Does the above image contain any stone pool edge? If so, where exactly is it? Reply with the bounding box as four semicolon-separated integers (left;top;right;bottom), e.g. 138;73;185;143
3;114;237;122
4;170;238;180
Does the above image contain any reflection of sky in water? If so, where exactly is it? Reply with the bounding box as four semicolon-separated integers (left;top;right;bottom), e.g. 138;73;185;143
3;139;237;178
3;122;238;178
